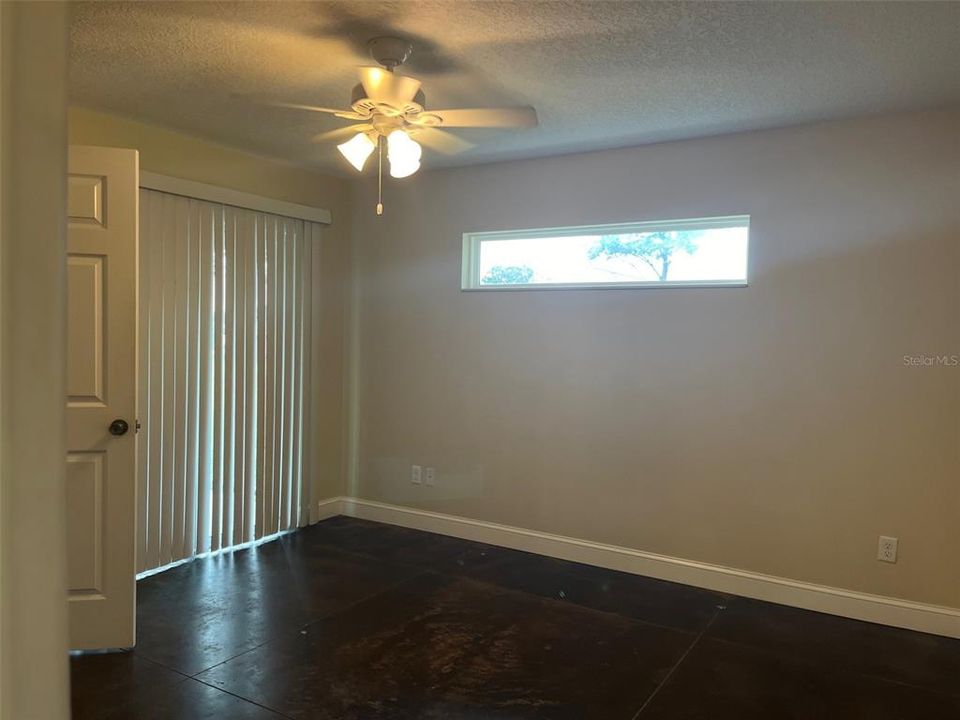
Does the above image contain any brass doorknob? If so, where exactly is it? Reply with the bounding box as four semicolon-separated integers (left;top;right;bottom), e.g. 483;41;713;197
109;419;129;436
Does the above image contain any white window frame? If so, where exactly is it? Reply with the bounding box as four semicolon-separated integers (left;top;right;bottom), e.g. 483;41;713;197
461;215;750;291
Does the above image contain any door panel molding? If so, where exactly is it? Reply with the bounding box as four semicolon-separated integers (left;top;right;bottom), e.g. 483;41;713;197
66;254;106;406
65;452;105;596
68;174;106;227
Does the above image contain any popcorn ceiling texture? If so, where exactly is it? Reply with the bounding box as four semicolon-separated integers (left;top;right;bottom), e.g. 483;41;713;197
70;1;960;174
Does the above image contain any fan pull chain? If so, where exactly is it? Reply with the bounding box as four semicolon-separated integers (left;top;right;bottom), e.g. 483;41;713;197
376;135;384;216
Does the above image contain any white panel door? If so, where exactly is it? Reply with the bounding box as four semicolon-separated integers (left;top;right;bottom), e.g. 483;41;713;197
66;146;139;649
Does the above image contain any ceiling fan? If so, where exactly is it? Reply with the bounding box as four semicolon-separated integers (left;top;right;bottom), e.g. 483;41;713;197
259;36;538;214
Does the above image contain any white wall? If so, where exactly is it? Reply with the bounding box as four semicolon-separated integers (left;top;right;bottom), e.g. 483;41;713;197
351;110;960;608
0;3;71;718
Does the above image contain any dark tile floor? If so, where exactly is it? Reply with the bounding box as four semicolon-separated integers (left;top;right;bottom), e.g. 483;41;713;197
71;517;960;719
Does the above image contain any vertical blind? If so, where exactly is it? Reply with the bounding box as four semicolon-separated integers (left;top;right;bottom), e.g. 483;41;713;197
137;188;321;573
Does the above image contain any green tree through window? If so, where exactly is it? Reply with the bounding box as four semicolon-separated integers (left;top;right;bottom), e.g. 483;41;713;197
482;265;535;285
587;230;700;281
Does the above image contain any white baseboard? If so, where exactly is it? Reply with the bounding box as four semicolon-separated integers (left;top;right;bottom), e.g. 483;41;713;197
315;497;344;521
316;497;960;639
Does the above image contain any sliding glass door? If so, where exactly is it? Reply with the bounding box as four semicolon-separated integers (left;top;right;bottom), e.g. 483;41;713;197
137;188;321;574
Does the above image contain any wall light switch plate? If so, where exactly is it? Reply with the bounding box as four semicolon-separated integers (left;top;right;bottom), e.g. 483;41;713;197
877;536;898;563
411;465;422;485
424;467;436;487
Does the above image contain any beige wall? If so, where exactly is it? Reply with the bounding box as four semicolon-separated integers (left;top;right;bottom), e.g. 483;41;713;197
69;107;351;506
351;110;960;608
1;3;71;718
65;105;960;609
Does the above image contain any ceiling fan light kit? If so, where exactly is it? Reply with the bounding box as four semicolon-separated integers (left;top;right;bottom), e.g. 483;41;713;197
386;130;422;178
264;35;539;214
336;131;377;172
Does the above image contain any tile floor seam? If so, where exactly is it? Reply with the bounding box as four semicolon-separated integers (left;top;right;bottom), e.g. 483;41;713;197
315;526;739;634
291;540;435;574
179;638;286;679
309;521;735;621
630;606;723;719
130;652;202;679
188;676;299;719
185;567;435;679
295;566;435;632
122;651;191;679
702;633;960;700
301;521;477;567
135;549;432;677
559;562;736;605
435;566;710;639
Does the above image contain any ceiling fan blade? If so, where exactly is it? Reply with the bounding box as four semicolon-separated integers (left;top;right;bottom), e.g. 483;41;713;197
358;66;422;105
310;124;372;144
334;111;370;121
255;100;351;115
429;107;538;128
409;127;474;155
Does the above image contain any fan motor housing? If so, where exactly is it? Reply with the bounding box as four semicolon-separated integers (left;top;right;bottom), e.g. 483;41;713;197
367;36;413;69
351;83;426;117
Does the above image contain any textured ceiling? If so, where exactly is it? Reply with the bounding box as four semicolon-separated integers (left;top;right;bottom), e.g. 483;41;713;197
70;1;960;175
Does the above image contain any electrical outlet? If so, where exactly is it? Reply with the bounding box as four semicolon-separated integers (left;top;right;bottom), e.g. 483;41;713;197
424;467;436;487
877;536;898;563
411;465;422;485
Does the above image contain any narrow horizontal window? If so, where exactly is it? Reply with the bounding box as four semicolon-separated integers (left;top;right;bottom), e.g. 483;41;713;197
461;215;749;290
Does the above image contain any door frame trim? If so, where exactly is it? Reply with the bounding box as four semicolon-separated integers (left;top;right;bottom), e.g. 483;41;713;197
0;2;71;717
